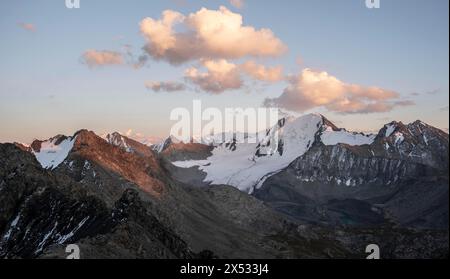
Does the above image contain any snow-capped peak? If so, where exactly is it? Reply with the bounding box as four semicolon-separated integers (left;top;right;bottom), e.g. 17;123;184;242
172;113;376;193
171;113;383;193
254;114;322;160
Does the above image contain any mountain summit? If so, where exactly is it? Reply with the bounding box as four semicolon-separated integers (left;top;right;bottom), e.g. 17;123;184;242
1;114;448;259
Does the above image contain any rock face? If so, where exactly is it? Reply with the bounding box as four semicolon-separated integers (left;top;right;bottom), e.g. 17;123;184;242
0;135;350;259
161;142;213;161
374;120;449;171
1;114;448;259
42;189;197;259
254;118;449;230
106;132;156;157
70;130;166;197
169;114;381;193
163;114;448;257
0;143;195;259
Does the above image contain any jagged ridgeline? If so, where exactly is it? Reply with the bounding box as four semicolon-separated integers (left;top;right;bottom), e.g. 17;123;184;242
0;114;448;259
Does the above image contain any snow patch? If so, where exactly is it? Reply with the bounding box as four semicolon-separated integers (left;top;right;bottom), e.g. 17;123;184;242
106;133;132;152
423;134;429;146
385;124;396;137
321;128;375;146
33;136;77;170
394;132;404;145
3;214;20;241
35;221;58;254
58;216;90;244
152;135;182;153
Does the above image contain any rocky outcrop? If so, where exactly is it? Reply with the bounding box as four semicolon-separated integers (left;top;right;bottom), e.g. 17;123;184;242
373;120;449;171
1;115;448;259
160;142;213;161
288;143;439;190
69;130;165;197
0;143;339;259
254;120;449;230
0;144;198;259
106;132;156;157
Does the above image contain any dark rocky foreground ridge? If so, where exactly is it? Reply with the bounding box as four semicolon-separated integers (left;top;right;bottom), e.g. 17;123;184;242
0;118;448;259
0;135;345;259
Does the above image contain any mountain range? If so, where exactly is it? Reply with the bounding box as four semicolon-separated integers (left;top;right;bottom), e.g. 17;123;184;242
0;114;448;259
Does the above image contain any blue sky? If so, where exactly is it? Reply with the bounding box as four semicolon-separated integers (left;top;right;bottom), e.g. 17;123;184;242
0;0;448;143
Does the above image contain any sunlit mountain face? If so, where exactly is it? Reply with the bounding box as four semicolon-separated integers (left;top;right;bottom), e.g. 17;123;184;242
1;113;448;259
0;0;448;260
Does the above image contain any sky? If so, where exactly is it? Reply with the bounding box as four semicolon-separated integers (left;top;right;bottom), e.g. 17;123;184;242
0;0;448;144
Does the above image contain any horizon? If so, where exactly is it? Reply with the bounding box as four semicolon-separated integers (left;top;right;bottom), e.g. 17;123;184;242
1;0;448;144
10;111;448;147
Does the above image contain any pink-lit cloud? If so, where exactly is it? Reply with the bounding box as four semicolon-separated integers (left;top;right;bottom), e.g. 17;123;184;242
81;50;124;68
183;59;283;93
264;68;414;114
125;129;163;145
140;6;287;65
240;61;283;82
185;59;243;93
18;23;36;32
145;81;186;92
229;0;244;9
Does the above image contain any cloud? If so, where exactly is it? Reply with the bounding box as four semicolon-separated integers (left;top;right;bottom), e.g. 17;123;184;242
185;59;243;93
426;89;440;95
145;81;186;92
240;61;283;82
81;47;149;69
182;59;283;93
140;10;185;59
81;50;124;68
440;106;449;111
123;129;163;145
410;89;440;96
140;6;286;65
18;23;36;32
136;7;286;92
133;55;149;69
229;0;244;9
121;44;150;69
264;68;412;114
393;100;415;107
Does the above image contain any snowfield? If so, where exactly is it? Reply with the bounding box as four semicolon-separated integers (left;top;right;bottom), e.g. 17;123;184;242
32;136;77;170
173;114;376;193
321;126;376;146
